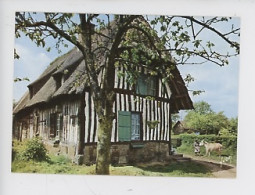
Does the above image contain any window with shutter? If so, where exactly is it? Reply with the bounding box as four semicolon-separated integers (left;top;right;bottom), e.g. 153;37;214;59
118;111;141;141
136;75;156;96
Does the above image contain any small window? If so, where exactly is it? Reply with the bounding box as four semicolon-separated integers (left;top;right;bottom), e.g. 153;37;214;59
136;75;156;96
118;111;141;141
50;113;56;138
56;114;63;131
56;114;63;139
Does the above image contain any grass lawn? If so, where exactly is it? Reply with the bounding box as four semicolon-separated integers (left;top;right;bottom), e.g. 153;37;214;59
12;154;212;177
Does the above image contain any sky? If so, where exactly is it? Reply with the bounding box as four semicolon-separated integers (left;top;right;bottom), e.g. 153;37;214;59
13;14;240;119
178;55;239;119
177;17;240;119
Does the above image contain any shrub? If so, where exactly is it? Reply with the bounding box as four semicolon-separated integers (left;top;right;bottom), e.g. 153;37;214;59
20;137;49;162
12;139;27;161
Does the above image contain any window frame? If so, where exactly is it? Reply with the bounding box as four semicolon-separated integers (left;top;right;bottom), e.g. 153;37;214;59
131;112;141;141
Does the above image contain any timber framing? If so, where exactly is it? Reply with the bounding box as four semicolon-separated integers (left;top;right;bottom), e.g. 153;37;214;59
13;17;193;164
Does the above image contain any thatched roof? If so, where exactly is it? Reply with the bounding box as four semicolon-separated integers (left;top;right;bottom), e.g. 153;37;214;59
13;91;30;114
13;49;85;114
169;67;193;113
53;61;87;97
53;48;83;76
13;17;193;115
26;77;57;107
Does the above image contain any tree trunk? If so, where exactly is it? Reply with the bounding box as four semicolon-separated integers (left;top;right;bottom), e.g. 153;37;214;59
95;114;113;175
93;87;115;175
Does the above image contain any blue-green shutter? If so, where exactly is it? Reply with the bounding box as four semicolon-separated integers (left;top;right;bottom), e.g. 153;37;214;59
136;76;147;95
118;111;131;141
136;75;156;96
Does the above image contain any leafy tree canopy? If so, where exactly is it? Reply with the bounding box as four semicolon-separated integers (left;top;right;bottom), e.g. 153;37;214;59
184;101;238;135
193;101;214;115
15;13;240;83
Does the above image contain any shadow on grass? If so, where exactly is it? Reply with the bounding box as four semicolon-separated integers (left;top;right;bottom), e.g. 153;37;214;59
136;161;211;175
192;159;234;173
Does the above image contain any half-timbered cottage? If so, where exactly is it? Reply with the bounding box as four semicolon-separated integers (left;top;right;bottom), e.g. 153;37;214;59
13;19;193;165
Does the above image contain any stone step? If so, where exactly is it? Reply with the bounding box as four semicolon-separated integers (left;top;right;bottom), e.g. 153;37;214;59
171;154;183;158
175;157;191;162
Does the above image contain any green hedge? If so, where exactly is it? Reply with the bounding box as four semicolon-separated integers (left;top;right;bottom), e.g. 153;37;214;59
175;134;237;157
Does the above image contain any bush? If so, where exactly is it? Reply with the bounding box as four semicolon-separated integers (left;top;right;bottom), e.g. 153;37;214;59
19;137;49;162
12;139;27;161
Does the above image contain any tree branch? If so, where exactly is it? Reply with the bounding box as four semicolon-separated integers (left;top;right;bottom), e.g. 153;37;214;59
16;14;85;53
164;48;228;66
182;16;240;52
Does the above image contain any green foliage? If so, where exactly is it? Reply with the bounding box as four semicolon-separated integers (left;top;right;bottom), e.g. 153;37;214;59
228;117;238;135
176;134;237;162
12;139;27;161
15;13;240;70
14;48;20;59
147;120;160;129
14;77;30;82
184;101;236;135
171;137;182;148
179;134;237;147
192;90;205;96
218;127;232;136
193;101;213;115
184;74;194;85
16;137;49;162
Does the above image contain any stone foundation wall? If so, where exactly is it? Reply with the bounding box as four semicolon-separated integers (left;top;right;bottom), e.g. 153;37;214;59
83;142;170;165
44;141;77;160
44;141;170;165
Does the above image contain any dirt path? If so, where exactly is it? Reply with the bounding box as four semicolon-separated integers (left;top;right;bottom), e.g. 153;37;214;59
184;154;236;178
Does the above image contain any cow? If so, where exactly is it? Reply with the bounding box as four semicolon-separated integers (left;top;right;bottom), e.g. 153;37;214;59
199;140;223;156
